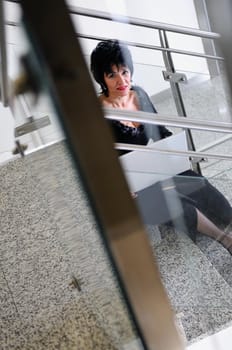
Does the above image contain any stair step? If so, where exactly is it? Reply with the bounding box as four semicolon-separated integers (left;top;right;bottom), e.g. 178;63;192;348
196;235;232;287
153;227;232;343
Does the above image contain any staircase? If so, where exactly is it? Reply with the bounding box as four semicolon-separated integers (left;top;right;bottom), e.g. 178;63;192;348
1;140;232;349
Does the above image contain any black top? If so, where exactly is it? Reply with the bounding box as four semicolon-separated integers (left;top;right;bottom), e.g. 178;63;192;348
109;85;172;155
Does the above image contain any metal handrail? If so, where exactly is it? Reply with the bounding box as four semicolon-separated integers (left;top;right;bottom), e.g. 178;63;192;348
6;21;223;62
104;108;232;133
2;1;219;40
78;33;224;61
198;134;232;152
23;135;232;162
69;6;220;39
115;142;232;161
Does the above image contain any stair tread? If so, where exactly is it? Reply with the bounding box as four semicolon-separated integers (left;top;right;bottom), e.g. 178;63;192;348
153;227;232;342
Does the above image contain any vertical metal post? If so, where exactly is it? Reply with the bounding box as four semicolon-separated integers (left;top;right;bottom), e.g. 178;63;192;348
159;29;202;174
0;0;9;106
194;0;221;77
206;0;232;106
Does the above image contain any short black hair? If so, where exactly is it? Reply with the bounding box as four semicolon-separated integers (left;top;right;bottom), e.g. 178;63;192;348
90;39;134;96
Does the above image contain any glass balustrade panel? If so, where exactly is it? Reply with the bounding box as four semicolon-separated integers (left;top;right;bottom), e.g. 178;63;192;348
117;142;232;345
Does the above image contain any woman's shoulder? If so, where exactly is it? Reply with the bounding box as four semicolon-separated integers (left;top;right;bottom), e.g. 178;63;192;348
132;85;148;97
131;85;156;113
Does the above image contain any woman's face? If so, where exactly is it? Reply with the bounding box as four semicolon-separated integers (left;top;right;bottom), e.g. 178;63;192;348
103;64;131;97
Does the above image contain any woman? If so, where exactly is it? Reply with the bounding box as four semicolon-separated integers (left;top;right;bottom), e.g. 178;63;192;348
90;39;232;253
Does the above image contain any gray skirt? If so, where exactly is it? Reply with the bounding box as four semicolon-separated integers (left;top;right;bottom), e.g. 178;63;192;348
136;170;232;240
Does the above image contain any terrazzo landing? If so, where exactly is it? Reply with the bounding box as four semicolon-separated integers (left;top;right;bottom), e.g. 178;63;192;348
1;297;121;350
0;146;138;349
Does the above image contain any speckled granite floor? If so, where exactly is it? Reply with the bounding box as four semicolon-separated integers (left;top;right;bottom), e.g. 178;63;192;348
1;140;232;349
0;143;140;350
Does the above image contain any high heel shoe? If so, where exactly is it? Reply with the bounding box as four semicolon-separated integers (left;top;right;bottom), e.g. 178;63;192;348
217;233;232;255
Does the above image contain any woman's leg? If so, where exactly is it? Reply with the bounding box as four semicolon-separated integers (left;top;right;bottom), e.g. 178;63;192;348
196;209;232;253
198;181;232;227
175;171;232;227
166;199;232;254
